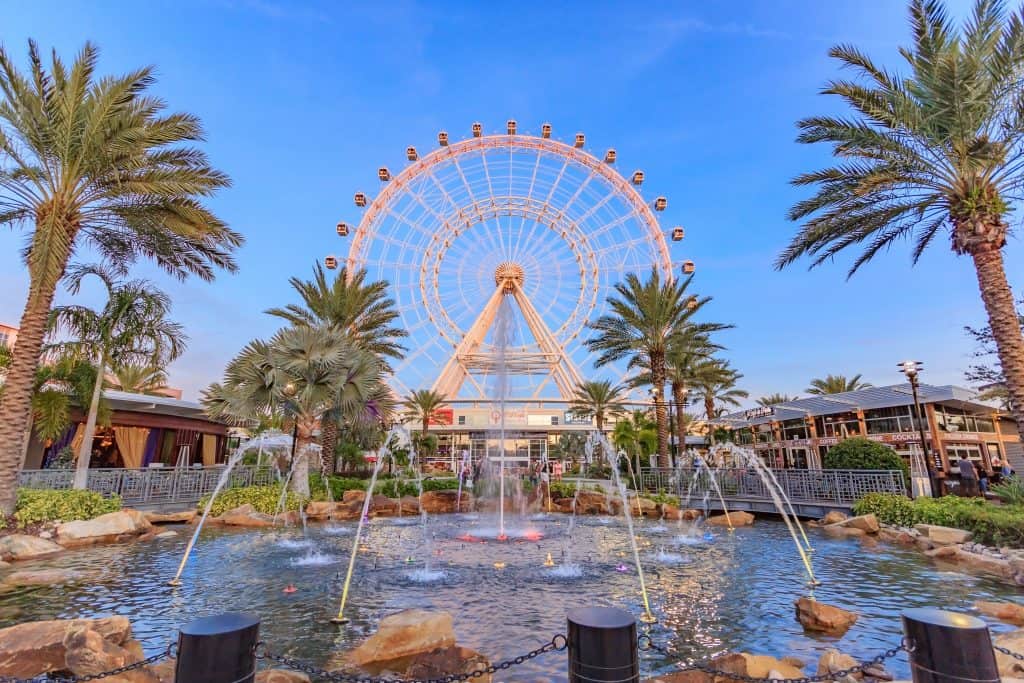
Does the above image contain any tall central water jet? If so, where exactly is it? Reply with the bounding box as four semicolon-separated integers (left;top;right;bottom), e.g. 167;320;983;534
490;291;516;539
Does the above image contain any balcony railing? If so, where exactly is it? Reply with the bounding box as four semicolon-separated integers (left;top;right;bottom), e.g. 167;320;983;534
17;465;276;507
638;467;905;506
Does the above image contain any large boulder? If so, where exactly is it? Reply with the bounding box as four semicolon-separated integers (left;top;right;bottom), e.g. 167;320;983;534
420;490;471;514
0;616;131;678
795;597;858;635
256;671;312;683
822;525;867;539
682;508;703;521
0;569;85;590
349;610;456;669
343;490;367;504
995;629;1024;679
304;501;336;520
405;646;492;683
144;510;196;525
0;534;64;561
626;496;657;517
817;649;860;679
62;626;158;683
575;490;610;515
370;495;399;516
660;504;682;521
835;514;880;534
975;601;1024;626
214;504;275;528
706;511;755;527
400;496;421;515
914;524;972;545
56;511;152;548
822;511;848;525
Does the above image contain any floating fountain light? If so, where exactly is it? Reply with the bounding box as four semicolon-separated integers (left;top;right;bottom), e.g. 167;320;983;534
544;553;555;567
493;561;506;570
283;584;297;594
616;564;629;572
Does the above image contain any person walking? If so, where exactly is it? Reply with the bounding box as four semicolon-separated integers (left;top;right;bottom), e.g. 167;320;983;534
958;454;979;497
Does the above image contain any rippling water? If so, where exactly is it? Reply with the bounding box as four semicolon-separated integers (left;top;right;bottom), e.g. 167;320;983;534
1;515;1021;681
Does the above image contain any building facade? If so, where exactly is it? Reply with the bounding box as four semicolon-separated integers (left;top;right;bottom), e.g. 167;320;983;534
0;322;17;350
713;384;1022;476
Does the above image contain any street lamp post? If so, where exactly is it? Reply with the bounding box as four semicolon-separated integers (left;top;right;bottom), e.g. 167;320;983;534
899;361;941;497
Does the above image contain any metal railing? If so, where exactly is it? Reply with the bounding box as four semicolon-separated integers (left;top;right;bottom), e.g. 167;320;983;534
638;467;905;506
17;465;276;507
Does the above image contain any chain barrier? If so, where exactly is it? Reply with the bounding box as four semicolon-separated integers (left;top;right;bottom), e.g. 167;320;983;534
0;643;174;683
995;644;1024;662
255;634;566;683
639;635;911;683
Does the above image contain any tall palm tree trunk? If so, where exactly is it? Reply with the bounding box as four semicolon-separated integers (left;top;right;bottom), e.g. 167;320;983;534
0;284;60;513
73;352;106;489
704;395;715;423
672;380;687;465
972;249;1024;437
651;352;670;468
291;419;315;498
319;419;338;475
595;413;605;467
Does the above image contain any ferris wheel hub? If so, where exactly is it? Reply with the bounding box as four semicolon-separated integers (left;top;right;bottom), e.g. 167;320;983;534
494;261;525;294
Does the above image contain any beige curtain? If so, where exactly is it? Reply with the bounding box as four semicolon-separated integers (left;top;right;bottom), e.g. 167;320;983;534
69;424;85;461
114;427;149;469
201;434;217;466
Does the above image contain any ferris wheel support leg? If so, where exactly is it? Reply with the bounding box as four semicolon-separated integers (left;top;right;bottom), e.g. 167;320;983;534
431;284;506;398
510;285;583;398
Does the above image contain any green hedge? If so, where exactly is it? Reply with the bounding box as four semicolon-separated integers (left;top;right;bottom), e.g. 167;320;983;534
14;488;123;528
824;437;909;481
854;493;1024;547
309;474;461;502
198;485;302;517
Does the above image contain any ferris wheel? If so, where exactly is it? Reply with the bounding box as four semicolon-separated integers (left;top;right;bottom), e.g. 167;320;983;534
328;121;688;400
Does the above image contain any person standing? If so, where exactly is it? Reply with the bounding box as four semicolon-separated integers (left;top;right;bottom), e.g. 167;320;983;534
958;454;978;497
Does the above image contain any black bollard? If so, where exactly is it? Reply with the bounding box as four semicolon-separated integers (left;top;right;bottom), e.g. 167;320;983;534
176;612;260;683
567;606;639;683
902;608;1000;683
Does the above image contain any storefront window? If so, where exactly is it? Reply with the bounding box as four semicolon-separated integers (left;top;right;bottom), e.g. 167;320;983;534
737;429;754;445
780;419;808;440
864;406;919;434
934;406;997;433
755;424;773;443
815;412;861;438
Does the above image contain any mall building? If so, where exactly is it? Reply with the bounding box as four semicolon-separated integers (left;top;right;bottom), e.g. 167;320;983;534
712;384;1022;475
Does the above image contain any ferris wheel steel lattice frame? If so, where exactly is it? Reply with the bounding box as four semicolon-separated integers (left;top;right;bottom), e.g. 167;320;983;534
332;124;686;401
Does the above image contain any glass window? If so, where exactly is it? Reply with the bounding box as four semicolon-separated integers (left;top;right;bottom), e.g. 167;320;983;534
457;415;466;425
781;418;808;440
864;405;918;434
550;416;559;426
755;424;773;443
815;412;861;437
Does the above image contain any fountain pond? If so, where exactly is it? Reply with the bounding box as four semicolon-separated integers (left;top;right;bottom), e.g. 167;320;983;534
0;513;1021;679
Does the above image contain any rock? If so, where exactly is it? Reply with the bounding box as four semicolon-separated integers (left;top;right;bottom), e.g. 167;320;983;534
659;504;682;521
682;508;703;521
643;671;711;683
400;496;421;515
370;495;399;516
144;510;197;525
348;609;456;668
38;531;53;539
795;597;858;635
552;498;575;514
818;649;860;678
0;616;131;677
405;645;491;683
995;629;1024;679
155;531;178;539
958;550;1014;578
878;527;916;545
420;490;471;514
823;525;867;538
823;511;848;525
0;534;64;561
256;671;312;683
343;490;367;504
742;654;804;679
706;511;755;527
861;664;894;681
914;524;972;545
0;568;85;589
149;658;176;683
976;600;1024;626
924;545;960;559
56;511;152;548
63;627;149;681
827;514;879;534
574;490;610;515
627;497;657;517
215;504;275;528
781;656;805;669
304;501;335;520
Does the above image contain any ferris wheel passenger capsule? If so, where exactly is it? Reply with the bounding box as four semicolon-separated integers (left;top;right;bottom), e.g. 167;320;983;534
574;133;585;148
682;260;695;275
632;170;644;186
654;196;667;211
324;255;338;270
336;222;349;237
687;295;698;310
354;192;367;207
604;149;617;164
472;122;482;137
672;226;684;241
378;167;391;181
406;146;418;161
438;131;449;146
541;123;552;138
507;119;517;135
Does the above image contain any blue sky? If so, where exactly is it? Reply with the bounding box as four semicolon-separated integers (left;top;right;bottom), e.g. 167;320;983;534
2;0;1014;404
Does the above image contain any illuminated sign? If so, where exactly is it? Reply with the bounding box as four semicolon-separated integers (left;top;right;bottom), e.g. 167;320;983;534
744;406;774;420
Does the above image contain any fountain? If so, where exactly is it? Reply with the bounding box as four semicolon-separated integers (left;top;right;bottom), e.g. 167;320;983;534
169;431;293;587
491;297;515;539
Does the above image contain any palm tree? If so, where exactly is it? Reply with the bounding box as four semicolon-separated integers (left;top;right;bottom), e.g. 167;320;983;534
569;380;628;434
806;374;872;395
49;265;185;488
108;363;169;396
0;42;239;512
587;270;708;466
267;264;407;467
612;410;658;470
203;326;381;497
777;0;1024;436
30;352;108;444
758;393;797;406
692;359;748;422
401;389;447;445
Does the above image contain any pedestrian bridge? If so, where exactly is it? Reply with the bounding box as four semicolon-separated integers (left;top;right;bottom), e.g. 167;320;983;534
637;467;906;518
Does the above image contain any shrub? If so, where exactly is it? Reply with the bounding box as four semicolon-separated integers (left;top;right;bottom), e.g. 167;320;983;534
645;492;680;507
198;485;301;517
422;478;460;492
309;474;373;502
549;481;579;499
852;492;1024;547
853;492;916;527
375;479;419;498
824;437;909;481
992;475;1024;506
14;488;122;528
